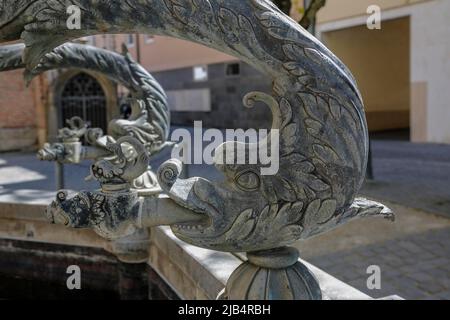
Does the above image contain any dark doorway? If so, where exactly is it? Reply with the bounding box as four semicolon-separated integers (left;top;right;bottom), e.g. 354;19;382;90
59;72;107;132
322;17;411;140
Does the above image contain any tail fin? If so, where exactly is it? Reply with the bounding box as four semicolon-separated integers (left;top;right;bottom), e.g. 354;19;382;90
343;198;395;222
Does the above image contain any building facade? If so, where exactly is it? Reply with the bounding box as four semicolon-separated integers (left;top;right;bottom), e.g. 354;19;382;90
316;0;450;143
0;0;449;152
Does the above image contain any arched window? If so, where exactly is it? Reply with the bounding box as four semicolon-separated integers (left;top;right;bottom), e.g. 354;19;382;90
59;73;107;132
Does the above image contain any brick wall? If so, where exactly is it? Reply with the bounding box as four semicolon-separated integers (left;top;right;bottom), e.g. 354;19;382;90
0;69;36;128
0;69;37;151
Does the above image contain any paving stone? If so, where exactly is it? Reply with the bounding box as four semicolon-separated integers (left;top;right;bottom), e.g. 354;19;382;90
407;272;436;285
395;249;417;259
339;268;364;282
312;257;335;270
353;248;376;258
309;227;450;299
426;268;448;281
349;258;373;270
415;258;450;271
396;283;428;300
383;255;405;267
371;246;387;254
378;283;398;297
397;241;424;255
382;268;403;279
440;263;450;272
417;281;445;294
435;290;450;300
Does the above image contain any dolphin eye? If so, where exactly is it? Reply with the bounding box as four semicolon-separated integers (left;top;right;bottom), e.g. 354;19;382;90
235;170;260;191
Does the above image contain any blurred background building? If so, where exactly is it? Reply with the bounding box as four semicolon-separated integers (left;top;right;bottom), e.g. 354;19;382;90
0;0;449;152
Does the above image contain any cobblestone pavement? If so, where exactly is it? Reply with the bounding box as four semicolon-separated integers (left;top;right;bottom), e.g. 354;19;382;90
305;227;450;300
363;138;450;218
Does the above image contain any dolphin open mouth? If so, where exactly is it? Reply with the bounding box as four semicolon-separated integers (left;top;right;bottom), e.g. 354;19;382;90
156;159;229;238
171;198;218;235
169;178;222;236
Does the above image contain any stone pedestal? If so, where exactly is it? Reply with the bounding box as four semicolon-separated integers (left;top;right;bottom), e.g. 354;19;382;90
220;247;322;300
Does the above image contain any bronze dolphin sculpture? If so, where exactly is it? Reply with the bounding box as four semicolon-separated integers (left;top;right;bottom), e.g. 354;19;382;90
0;0;393;252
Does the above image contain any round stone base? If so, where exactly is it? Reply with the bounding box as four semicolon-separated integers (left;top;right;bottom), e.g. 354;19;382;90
219;247;322;300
